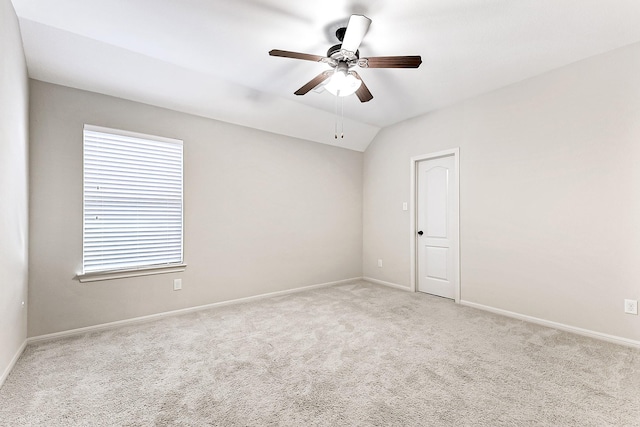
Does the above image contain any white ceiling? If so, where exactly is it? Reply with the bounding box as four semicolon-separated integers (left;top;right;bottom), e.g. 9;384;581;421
11;0;640;151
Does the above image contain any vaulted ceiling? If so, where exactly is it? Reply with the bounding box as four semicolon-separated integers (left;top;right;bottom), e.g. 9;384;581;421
11;0;640;151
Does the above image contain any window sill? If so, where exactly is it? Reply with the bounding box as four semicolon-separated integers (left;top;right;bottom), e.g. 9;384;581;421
76;264;187;283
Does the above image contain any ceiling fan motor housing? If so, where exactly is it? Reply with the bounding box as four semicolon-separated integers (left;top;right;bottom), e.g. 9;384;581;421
327;43;359;61
327;26;360;62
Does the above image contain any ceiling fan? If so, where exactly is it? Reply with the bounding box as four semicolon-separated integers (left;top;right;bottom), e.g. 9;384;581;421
269;15;422;102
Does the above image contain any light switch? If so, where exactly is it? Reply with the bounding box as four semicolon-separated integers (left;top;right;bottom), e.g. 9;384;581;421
402;202;408;211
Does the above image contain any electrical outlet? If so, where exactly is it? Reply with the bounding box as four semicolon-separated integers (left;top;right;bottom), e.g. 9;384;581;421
377;259;383;268
624;299;638;315
173;279;182;291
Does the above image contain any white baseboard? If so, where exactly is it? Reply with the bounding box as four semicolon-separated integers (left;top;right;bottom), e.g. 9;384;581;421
363;277;412;292
0;340;27;389
28;277;363;344
460;300;640;349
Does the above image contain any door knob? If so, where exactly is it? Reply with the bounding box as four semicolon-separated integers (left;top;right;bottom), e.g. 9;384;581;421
418;230;424;235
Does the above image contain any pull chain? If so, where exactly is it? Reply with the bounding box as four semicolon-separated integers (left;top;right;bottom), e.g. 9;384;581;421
334;90;339;139
340;96;344;139
334;92;345;139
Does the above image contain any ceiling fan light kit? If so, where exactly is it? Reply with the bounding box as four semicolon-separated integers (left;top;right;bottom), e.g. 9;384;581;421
269;14;421;137
325;63;362;97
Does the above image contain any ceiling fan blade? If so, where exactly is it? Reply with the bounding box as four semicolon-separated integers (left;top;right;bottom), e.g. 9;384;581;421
341;15;372;54
350;71;373;103
294;71;333;95
360;56;422;68
269;49;325;63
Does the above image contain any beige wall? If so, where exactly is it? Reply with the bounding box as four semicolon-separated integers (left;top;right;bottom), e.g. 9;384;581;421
28;80;363;337
363;42;640;342
17;19;640;345
0;0;29;382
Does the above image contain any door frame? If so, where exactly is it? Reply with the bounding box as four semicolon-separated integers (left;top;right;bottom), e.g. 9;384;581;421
409;148;461;302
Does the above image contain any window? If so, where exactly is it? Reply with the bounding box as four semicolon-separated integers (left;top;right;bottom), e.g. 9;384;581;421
79;125;184;281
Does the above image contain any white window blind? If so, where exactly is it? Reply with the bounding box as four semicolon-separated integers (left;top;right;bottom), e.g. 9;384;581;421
83;125;183;274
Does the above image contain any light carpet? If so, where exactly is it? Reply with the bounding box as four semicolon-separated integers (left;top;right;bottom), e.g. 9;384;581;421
1;281;639;426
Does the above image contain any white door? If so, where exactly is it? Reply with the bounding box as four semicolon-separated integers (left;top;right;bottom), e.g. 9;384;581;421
417;155;458;299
